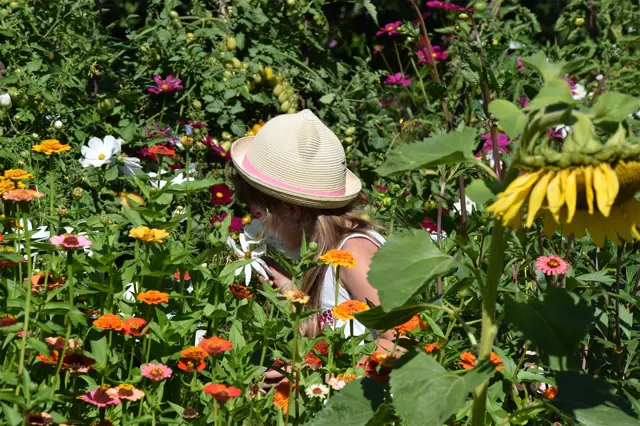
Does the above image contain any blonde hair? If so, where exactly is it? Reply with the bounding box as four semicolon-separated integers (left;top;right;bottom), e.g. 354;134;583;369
234;174;377;336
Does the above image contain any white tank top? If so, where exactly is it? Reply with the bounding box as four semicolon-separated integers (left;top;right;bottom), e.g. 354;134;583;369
318;230;386;337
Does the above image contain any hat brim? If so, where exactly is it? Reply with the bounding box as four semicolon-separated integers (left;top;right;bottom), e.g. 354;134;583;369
231;136;362;209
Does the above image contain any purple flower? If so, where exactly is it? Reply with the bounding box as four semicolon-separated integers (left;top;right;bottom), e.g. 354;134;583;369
385;73;412;87
146;123;172;138
519;94;529;108
479;133;510;154
376;21;403;36
417;45;449;63
426;1;473;12
329;40;338;48
375;185;389;192
147;75;183;94
516;57;525;70
380;98;396;107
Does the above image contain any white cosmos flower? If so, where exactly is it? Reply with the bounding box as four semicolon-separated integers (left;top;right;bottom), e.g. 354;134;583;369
226;233;269;286
80;136;121;168
572;83;586;101
509;40;522;49
118;155;142;176
148;170;194;189
454;198;476;214
553;125;571;139
305;384;329;399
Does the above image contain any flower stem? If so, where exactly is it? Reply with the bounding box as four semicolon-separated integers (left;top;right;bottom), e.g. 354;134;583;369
350;319;355;365
17;207;33;378
185;151;192;247
49;155;56;221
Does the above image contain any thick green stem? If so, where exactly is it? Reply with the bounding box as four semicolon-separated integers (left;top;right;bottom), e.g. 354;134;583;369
184;151;192;247
17;208;33;377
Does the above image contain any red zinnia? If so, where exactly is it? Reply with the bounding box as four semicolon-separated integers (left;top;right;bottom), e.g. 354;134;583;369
229;284;253;299
148;145;175;156
209;184;233;205
123;317;148;336
203;383;242;403
198;336;232;356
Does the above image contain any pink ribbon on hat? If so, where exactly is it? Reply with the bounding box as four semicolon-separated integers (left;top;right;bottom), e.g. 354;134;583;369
241;156;346;197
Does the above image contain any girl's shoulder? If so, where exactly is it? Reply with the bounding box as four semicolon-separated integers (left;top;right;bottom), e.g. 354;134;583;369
338;229;386;250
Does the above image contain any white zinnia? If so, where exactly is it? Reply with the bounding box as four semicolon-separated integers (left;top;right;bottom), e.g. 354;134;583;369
305;384;329;399
80;136;121;168
226;233;269;286
0;93;11;107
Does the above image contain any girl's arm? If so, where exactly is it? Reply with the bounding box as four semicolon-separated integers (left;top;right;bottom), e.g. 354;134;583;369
340;237;404;355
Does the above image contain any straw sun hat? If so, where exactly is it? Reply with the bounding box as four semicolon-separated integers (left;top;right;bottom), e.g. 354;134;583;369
231;109;362;209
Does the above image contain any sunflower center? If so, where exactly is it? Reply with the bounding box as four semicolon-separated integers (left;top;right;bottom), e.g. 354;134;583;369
98;153;106;160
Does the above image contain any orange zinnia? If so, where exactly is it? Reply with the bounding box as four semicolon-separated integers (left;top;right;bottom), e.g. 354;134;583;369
93;314;125;331
123;318;148;336
318;249;357;268
137;290;169;305
273;380;292;414
197;337;232;356
229;284;252;299
4;169;34;180
32;140;71;155
177;358;206;373
2;189;45;202
180;346;209;360
336;372;357;384
424;342;440;353
284;289;310;305
332;300;370;321
0;178;16;195
148;145;175;156
36;350;60;365
490;352;505;370
542;386;557;400
364;352;393;384
458;351;504;371
30;273;65;294
394;315;426;335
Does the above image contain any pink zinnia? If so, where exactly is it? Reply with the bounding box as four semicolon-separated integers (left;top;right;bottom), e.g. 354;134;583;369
107;384;145;401
45;336;78;350
50;234;92;250
426;1;473;12
535;255;569;276
147;75;183;94
376;21;402;36
385;73;412;87
79;387;121;407
479;133;510;154
211;212;243;232
417;45;449;64
141;362;173;381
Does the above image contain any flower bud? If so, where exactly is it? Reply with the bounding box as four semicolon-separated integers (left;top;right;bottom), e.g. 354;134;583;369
458;12;469;20
0;93;11;107
20;150;29;159
72;187;84;199
53;120;63;129
575;17;585;26
100;215;110;225
169;10;179;18
214;221;222;229
192;99;202;110
221;141;232;152
57;206;69;217
308;241;318;251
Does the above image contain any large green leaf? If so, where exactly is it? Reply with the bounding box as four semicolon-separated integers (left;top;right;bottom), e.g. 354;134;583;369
305;378;385;426
390;353;495;426
525;79;573;111
488;100;527;139
163;178;221;194
552;372;640;426
591;92;640;123
355;303;426;330
520;52;585;83
504;288;593;370
368;230;458;312
376;128;476;176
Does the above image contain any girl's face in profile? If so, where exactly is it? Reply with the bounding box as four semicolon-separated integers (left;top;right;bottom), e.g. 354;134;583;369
251;204;302;249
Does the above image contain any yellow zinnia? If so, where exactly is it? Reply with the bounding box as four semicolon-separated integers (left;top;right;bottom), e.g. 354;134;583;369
487;161;640;247
129;226;170;243
3;169;34;180
32;140;71;155
0;178;16;195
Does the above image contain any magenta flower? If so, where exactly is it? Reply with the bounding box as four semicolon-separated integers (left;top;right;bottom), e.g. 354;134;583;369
375;185;389;192
146;123;172;138
479;133;510;154
211;212;243;232
50;234;92;250
516;57;525;70
519;94;529;107
147;75;183;94
426;1;473;12
421;217;438;233
207;142;231;161
417;45;449;64
376;21;403;36
79;387;121;407
385;73;412;87
380;98;396;107
141;363;173;381
535;255;570;276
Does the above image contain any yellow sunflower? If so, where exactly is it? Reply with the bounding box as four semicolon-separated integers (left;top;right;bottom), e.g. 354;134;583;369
487;161;640;247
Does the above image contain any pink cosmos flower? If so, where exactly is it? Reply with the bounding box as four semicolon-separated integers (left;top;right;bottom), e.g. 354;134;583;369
147;75;183;94
376;21;402;36
426;1;473;11
385;73;412;87
516;57;525;70
479;133;510;154
50;234;92;250
141;363;173;381
519;94;529;107
535;255;570;276
417;45;449;63
380;98;396;107
211;212;243;232
107;384;145;401
375;185;389;192
79;387;121;407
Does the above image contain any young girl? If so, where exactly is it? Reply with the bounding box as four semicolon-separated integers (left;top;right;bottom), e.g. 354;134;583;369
230;109;397;384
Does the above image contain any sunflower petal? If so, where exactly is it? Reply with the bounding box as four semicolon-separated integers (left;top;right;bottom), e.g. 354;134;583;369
593;165;612;217
583;166;594;215
547;171;566;223
602;163;620;205
526;171;554;228
565;170;577;223
487;170;543;221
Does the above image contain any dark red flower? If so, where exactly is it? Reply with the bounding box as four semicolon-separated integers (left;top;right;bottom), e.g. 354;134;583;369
211;212;243;232
209;184;233;205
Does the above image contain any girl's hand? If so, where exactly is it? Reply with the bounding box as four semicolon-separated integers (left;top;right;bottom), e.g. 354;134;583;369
259;257;294;295
262;360;291;389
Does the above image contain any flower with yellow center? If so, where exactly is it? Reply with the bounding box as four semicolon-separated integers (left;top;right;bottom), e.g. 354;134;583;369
4;169;34;180
129;226;170;243
284;290;310;305
32;140;71;155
